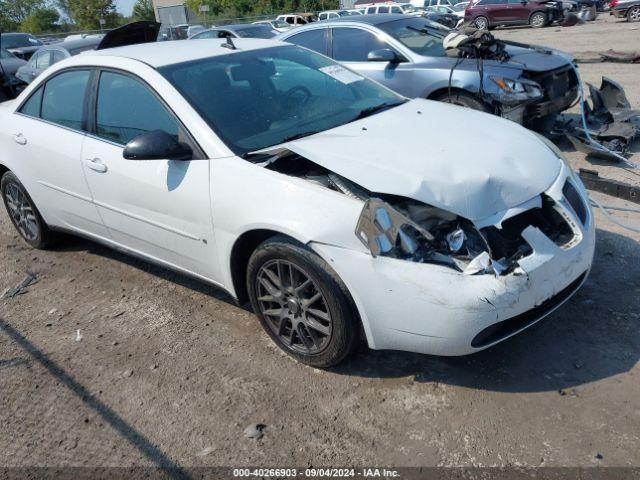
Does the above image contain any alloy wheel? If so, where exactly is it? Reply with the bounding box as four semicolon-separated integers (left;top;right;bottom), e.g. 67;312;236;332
255;259;332;355
4;182;39;242
630;7;640;21
531;13;546;27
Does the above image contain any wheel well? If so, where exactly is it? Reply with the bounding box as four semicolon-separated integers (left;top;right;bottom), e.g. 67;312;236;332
529;10;547;19
0;164;9;180
230;229;294;305
427;86;474;101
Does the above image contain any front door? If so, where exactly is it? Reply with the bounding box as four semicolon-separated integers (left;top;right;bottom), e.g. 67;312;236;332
330;27;414;97
80;70;219;280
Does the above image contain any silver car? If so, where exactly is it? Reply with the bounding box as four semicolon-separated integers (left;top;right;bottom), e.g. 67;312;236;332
277;14;578;128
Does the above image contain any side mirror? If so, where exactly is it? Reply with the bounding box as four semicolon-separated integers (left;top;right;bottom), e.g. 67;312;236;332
367;48;401;63
123;130;192;161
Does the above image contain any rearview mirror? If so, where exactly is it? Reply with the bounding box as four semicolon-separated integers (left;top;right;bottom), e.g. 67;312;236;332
367;48;401;63
123;130;193;161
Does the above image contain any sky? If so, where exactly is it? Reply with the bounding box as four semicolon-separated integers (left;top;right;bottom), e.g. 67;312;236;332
115;0;136;16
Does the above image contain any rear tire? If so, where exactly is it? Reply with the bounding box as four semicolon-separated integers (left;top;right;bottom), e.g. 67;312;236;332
474;15;489;29
247;236;358;368
1;171;55;249
628;6;640;21
434;91;488;112
530;11;548;27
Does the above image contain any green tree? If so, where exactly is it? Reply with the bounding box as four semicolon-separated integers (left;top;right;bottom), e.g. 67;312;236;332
58;0;118;29
20;7;60;33
0;0;46;31
132;0;155;20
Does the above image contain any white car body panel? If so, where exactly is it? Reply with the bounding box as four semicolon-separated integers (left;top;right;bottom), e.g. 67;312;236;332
259;99;561;221
0;40;596;357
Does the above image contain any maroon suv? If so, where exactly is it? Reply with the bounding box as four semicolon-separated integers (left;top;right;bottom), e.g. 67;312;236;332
464;0;563;29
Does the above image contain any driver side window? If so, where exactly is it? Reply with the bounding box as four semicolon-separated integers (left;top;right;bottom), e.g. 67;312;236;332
331;28;390;62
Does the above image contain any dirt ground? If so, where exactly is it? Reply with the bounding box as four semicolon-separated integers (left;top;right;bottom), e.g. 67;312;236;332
1;14;639;476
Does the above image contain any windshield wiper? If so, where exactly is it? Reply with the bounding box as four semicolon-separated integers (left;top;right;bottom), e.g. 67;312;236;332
353;101;405;121
280;130;321;143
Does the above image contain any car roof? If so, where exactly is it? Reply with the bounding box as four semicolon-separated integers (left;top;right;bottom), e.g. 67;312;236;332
329;13;408;24
221;23;269;30
41;37;101;51
80;38;287;68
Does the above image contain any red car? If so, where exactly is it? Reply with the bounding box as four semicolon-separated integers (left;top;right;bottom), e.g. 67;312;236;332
464;0;564;29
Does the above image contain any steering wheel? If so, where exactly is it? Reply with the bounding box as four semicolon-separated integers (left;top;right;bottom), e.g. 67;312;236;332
283;85;312;109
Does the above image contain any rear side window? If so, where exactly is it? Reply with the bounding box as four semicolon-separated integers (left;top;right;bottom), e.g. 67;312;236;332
52;50;66;63
286;29;328;55
391;6;403;13
41;70;90;130
378;6;390;12
19;87;43;118
35;51;52;69
95;71;180;145
366;7;376;13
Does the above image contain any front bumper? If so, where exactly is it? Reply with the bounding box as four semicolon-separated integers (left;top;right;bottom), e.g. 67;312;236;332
311;164;595;356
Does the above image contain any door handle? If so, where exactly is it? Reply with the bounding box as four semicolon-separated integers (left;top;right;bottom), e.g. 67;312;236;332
13;133;27;145
84;158;108;173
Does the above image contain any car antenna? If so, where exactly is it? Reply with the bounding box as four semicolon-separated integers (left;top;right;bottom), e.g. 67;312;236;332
221;35;236;50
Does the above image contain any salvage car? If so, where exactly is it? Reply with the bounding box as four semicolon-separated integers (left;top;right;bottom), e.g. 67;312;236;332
0;49;27;102
610;0;640;20
277;15;579;129
0;39;594;367
15;37;102;85
464;0;565;29
0;33;44;60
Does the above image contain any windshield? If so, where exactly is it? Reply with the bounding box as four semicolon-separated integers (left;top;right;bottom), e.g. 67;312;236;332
160;46;403;156
1;34;43;49
235;26;276;38
378;18;448;56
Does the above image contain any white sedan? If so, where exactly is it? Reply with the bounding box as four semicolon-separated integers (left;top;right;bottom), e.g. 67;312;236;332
0;38;595;367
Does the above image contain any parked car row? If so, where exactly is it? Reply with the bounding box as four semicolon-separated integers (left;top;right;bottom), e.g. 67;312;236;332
277;14;578;129
0;23;595;368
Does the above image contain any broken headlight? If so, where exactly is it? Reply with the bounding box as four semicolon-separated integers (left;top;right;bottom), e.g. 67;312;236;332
355;198;493;273
490;76;543;105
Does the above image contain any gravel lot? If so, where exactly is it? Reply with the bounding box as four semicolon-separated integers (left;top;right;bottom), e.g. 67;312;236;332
1;15;639;475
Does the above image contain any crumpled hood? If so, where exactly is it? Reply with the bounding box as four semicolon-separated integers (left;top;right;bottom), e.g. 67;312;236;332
502;45;573;72
279;99;561;221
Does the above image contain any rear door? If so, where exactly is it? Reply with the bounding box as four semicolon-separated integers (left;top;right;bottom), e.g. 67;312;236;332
485;0;511;21
9;69;108;237
329;26;414;96
80;69;218;279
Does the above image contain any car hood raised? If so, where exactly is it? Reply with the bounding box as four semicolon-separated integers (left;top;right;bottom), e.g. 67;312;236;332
269;99;561;221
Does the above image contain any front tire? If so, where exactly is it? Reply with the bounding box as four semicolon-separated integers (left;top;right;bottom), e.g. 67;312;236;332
628;6;640;21
530;11;548;27
247;236;358;368
1;171;54;249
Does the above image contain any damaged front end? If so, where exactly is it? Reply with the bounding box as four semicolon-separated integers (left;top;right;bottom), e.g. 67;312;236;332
263;151;583;278
442;30;579;127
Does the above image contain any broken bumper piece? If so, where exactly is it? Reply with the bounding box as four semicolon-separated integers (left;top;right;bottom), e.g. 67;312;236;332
310;164;595;357
556;77;640;160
